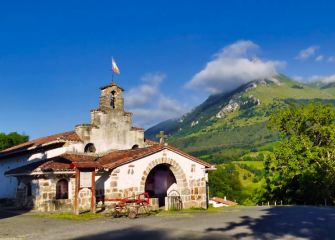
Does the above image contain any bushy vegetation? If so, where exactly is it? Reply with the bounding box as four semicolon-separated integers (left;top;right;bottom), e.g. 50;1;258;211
209;164;243;202
262;102;335;205
0;132;29;151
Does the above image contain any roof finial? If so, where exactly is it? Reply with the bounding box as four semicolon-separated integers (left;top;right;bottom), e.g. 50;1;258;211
156;131;167;144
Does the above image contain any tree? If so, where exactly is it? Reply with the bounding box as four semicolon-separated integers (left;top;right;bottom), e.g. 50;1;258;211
209;163;243;202
0;132;29;151
265;102;335;204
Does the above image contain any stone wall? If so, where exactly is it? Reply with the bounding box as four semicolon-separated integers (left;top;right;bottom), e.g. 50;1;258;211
35;177;74;212
78;188;92;212
15;176;74;212
183;177;207;209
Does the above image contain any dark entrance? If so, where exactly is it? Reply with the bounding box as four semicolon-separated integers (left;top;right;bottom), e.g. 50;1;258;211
145;164;177;207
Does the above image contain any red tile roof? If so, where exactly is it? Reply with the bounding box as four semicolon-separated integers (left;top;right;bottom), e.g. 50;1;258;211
131;126;144;131
144;139;159;146
166;145;212;168
97;144;211;168
98;144;164;168
0;131;81;156
5;144;212;176
211;197;238;206
5;153;98;175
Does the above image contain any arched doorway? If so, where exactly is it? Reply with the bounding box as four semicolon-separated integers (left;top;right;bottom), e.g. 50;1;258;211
145;164;176;207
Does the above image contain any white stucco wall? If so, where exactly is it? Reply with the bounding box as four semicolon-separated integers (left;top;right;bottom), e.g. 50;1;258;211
0;145;71;199
75;111;145;153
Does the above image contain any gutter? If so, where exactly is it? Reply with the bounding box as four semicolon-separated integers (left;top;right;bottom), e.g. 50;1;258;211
0;140;66;160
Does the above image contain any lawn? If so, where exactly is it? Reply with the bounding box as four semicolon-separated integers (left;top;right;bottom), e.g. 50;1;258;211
31;212;106;221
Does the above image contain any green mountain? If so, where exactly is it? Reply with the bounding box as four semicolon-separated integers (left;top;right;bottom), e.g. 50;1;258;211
146;75;335;164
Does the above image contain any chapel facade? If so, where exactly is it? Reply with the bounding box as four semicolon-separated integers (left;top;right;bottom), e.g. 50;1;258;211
0;82;212;212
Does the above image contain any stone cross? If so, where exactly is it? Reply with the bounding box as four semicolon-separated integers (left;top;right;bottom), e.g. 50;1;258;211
156;131;167;144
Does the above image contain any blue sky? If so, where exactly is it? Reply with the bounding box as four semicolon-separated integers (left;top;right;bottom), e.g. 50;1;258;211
1;0;335;139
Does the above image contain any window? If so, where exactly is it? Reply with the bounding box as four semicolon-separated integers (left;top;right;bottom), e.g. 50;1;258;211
84;143;96;153
110;90;116;109
56;179;68;199
127;165;135;175
132;144;139;149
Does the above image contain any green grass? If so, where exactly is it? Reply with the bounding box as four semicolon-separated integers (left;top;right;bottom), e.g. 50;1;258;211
31;212;105;221
232;160;264;169
30;208;228;220
156;205;234;217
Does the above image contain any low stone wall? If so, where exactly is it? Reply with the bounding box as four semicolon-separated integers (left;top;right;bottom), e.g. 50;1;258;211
149;197;159;211
37;199;73;212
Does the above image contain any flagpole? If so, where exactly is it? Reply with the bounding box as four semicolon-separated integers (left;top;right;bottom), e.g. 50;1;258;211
112;69;115;84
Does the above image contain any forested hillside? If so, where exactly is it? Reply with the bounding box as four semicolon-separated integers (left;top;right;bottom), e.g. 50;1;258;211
146;75;335;163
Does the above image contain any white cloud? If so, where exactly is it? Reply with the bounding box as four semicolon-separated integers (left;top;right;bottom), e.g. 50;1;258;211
185;40;284;94
125;73;188;128
126;73;165;107
309;75;335;84
294;74;335;84
315;55;324;62
296;46;319;60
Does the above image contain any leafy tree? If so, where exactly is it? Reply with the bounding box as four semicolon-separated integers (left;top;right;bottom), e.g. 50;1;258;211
0;132;29;151
209;163;243;202
264;102;335;205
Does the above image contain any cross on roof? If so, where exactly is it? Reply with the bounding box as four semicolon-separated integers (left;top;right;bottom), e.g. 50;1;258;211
156;131;167;144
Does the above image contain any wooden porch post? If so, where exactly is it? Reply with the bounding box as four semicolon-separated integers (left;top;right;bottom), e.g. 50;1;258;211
91;170;96;213
74;169;80;215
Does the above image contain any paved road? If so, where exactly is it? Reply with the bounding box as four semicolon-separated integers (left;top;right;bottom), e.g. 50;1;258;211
1;206;335;240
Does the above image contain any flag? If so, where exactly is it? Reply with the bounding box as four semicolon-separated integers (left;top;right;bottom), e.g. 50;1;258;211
112;57;120;74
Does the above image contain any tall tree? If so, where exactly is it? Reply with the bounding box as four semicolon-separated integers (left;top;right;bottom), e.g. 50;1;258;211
265;102;335;204
0;132;29;151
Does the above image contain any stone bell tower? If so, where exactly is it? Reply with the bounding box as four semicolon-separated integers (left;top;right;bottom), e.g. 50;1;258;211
99;83;124;112
75;82;145;153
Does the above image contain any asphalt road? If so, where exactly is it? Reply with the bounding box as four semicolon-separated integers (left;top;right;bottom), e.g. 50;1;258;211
1;206;335;240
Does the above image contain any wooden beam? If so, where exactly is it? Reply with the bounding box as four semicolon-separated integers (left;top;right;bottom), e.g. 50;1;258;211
91;170;96;213
74;169;80;215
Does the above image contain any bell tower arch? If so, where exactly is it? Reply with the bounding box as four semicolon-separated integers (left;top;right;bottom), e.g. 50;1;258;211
99;83;124;112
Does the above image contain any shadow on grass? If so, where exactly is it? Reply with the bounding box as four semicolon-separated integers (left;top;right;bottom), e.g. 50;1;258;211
206;206;335;240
